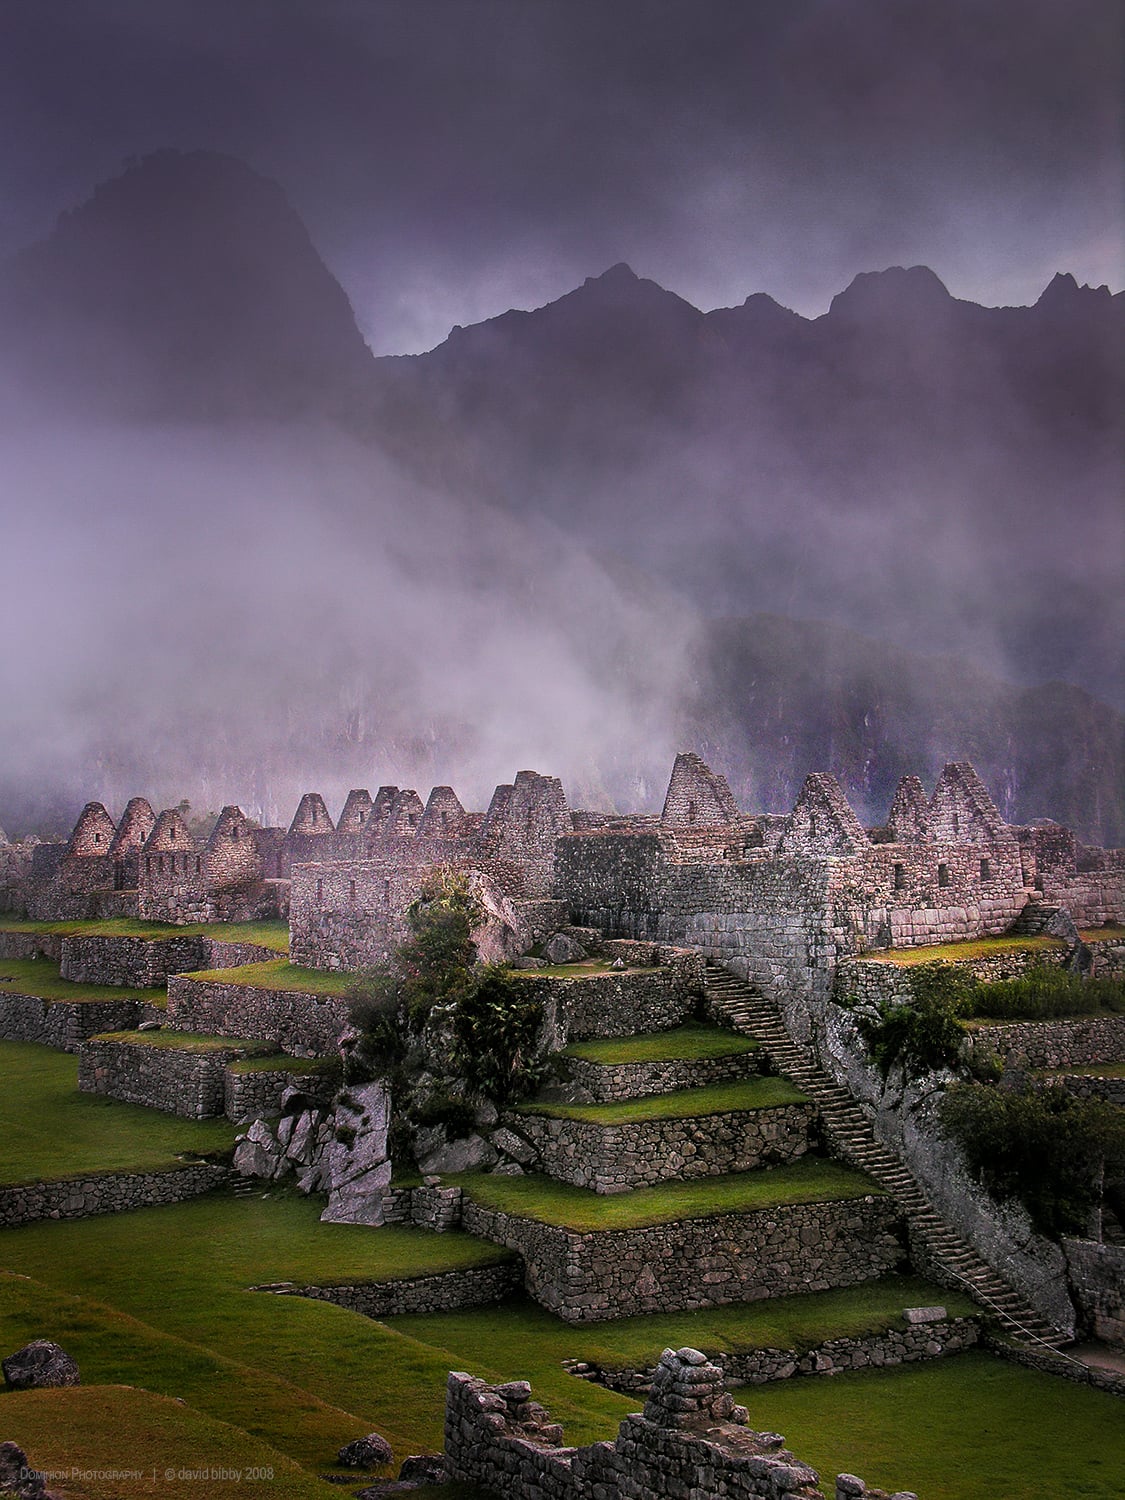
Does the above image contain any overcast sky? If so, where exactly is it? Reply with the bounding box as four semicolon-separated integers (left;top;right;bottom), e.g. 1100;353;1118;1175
0;0;1121;353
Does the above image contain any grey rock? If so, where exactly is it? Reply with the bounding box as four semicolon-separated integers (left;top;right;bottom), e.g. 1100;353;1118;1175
397;1454;445;1484
490;1125;538;1165
2;1340;80;1390
416;1132;498;1176
337;1432;392;1470
543;932;587;965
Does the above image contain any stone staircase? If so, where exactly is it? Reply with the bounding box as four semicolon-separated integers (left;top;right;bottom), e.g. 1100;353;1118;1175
703;961;1070;1350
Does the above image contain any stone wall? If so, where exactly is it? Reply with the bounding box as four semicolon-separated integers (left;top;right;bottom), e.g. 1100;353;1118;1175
224;1065;334;1124
524;955;705;1047
509;1101;813;1193
836;950;1069;1014
579;1316;980;1392
445;1356;914;1500
461;1194;902;1322
0;993;163;1052
559;1049;760;1103
0;1162;227;1227
0;931;63;961
59;934;279;988
78;1035;262;1118
276;1261;523;1319
165;975;349;1056
1053;1071;1125;1107
1063;1238;1125;1345
967;1016;1125;1069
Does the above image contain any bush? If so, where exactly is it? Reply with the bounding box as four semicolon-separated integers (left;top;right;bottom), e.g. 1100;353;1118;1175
941;1080;1125;1239
451;967;546;1108
968;966;1125;1020
413;1092;476;1140
859;963;973;1079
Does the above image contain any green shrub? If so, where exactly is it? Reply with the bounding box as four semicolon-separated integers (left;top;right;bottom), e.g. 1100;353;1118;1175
941;1080;1125;1238
859;963;973;1079
450;966;546;1108
968;966;1125;1020
412;1093;476;1140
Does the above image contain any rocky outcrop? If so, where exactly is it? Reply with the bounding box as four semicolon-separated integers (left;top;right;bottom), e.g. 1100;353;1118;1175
2;1341;80;1390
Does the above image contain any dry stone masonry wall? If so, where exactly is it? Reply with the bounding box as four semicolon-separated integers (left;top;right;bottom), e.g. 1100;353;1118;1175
559;1048;760;1102
0;1162;227;1228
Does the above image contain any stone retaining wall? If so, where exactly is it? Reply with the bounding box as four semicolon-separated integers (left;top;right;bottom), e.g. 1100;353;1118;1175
166;975;349;1056
580;1316;980;1393
0;993;163;1052
1063;1237;1125;1346
509;1102;814;1193
1052;1071;1125;1106
968;1015;1125;1068
559;1049;759;1102
78;1036;256;1118
59;934;278;988
983;1331;1125;1398
0;1162;228;1227
0;931;63;961
835;950;1069;1013
278;1261;522;1319
462;1194;902;1322
522;954;705;1046
223;1065;333;1123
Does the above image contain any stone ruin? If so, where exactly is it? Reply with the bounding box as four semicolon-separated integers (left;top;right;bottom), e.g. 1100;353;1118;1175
445;1347;918;1499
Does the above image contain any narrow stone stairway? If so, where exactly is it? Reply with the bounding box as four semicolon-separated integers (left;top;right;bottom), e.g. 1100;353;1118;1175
703;961;1070;1350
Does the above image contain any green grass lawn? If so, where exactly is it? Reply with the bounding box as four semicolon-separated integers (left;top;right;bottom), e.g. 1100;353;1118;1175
563;1022;758;1064
517;961;662;979
2;1199;1120;1500
0;917;290;952
1041;1062;1125;1079
92;1030;275;1055
0;957;155;1003
517;1075;806;1125
0;1041;236;1183
182;959;352;994
739;1349;1125;1500
450;1159;882;1232
866;935;1065;965
1081;925;1125;942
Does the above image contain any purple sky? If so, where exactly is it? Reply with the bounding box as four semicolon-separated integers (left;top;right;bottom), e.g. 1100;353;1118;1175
0;0;1120;353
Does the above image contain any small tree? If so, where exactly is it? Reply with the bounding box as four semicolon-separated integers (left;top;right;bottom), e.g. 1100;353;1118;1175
450;966;546;1108
859;962;973;1080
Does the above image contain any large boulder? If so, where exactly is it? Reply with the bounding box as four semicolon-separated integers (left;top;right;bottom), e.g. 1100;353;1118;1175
319;1080;393;1225
415;1130;498;1176
468;871;532;965
543;931;587;965
2;1341;80;1390
337;1432;392;1469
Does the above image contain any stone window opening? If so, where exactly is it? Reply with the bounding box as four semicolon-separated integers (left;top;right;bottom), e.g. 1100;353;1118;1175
94;832;101;845
408;813;417;828
349;879;357;901
893;862;905;892
383;879;391;905
938;862;950;888
687;800;696;824
232;824;239;840
316;878;323;905
441;811;449;828
195;856;201;874
158;855;165;874
980;857;991;882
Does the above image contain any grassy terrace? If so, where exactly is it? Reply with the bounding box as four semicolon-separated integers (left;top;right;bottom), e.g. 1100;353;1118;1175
183;957;351;993
0;916;290;951
228;1053;339;1075
93;1030;274;1055
0;1040;236;1183
517;1076;807;1125
1081;925;1125;942
864;935;1065;965
519;960;661;979
0;956;155;1004
563;1022;758;1064
1041;1061;1125;1079
449;1159;881;1232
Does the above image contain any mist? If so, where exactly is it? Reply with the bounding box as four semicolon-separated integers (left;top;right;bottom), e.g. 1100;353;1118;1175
0;420;698;833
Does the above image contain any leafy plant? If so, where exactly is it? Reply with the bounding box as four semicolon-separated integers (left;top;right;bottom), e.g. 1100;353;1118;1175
968;966;1125;1020
450;966;546;1107
859;962;973;1079
941;1080;1125;1239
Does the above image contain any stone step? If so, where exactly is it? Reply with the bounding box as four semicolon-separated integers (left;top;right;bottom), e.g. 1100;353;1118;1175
703;961;1066;1347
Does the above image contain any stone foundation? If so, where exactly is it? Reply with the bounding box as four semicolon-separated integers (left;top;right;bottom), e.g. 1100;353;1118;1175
1063;1237;1125;1346
968;1016;1125;1068
462;1193;903;1322
59;934;279;988
223;1064;334;1123
509;1101;814;1193
78;1035;265;1118
273;1261;522;1319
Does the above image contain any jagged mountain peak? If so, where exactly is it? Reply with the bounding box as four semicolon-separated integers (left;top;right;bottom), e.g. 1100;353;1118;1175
0;147;375;419
826;263;954;322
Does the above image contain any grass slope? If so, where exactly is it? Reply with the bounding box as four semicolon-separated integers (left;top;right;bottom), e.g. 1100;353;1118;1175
0;1041;236;1184
182;959;351;994
0;917;290;951
451;1159;881;1232
740;1349;1125;1500
92;1030;273;1054
517;1076;806;1124
563;1022;758;1064
866;936;1064;965
0;958;154;1003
